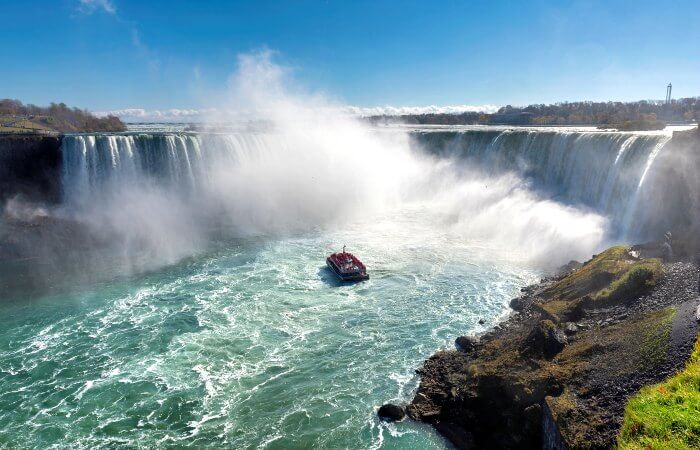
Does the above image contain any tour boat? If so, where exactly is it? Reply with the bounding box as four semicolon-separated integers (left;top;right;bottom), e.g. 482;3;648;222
326;246;369;281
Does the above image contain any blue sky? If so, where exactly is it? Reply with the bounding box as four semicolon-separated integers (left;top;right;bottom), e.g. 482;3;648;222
2;0;699;115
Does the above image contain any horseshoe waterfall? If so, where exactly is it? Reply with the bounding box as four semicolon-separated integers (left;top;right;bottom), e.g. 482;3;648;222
0;125;697;449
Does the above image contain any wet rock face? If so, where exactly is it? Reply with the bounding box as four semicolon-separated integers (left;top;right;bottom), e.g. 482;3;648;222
542;400;566;450
0;213;102;295
455;336;478;353
377;404;405;422
0;135;62;204
511;294;538;312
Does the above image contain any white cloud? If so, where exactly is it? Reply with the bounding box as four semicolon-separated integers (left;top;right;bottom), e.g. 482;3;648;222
347;104;500;116
94;108;217;122
96;104;500;122
78;0;116;14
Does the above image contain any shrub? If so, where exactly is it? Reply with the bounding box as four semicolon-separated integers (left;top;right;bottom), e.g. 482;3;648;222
593;260;662;306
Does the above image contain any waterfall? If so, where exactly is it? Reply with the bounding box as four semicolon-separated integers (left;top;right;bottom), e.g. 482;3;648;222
412;129;675;239
62;134;202;207
61;133;292;209
59;128;683;246
58;130;420;240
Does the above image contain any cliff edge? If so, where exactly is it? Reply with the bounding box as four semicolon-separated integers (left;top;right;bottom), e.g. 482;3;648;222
407;245;700;449
0;135;62;204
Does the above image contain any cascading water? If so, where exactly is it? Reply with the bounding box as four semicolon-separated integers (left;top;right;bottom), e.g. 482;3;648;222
62;134;209;206
1;125;689;449
61;130;670;229
56;127;681;268
412;128;674;239
59;130;418;238
6;128;566;449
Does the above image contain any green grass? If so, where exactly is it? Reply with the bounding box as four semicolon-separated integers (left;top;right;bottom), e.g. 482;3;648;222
593;259;663;307
618;335;700;450
634;308;677;372
539;246;662;321
543;246;632;301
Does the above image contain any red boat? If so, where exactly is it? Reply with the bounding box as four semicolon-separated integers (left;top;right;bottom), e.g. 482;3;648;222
326;246;369;281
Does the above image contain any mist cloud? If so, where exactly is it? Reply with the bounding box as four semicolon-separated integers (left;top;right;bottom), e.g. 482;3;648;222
96;104;499;122
79;50;605;273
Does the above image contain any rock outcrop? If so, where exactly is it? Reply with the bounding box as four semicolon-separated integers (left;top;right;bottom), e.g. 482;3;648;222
454;336;478;354
0;135;62;204
526;319;567;359
407;246;700;449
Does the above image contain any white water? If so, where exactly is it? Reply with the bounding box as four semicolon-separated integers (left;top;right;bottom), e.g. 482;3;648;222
18;121;674;449
55;51;678;275
413;127;676;238
59;127;611;274
58;117;684;277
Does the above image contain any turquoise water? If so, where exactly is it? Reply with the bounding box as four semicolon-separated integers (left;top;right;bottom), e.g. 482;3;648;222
0;210;537;449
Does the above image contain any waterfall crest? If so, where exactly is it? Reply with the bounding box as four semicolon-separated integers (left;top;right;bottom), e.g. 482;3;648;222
412;129;676;239
55;127;692;273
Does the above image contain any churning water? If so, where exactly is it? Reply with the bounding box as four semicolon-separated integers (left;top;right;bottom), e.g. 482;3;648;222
0;206;537;449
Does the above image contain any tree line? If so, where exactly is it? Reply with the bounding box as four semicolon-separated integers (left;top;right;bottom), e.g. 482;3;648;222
368;97;700;128
0;99;126;133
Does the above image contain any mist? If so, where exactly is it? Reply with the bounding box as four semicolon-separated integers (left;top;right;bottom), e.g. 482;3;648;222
102;54;606;264
0;51;617;294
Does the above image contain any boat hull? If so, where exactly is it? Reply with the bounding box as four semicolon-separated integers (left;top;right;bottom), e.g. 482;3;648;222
326;258;369;281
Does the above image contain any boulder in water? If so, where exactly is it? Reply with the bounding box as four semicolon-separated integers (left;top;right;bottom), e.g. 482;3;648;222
378;403;405;422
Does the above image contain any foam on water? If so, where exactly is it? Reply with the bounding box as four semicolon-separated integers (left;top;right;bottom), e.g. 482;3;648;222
0;208;537;449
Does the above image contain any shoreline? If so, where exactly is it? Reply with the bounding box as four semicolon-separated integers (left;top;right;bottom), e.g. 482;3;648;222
400;244;700;448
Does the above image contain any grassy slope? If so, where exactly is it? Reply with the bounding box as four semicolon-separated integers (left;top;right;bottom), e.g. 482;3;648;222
546;308;677;448
618;335;700;450
0;115;55;133
594;260;663;306
540;246;663;321
544;246;633;299
410;245;681;448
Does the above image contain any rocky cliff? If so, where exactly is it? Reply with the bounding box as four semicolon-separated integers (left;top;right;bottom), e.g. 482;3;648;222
0;135;62;204
407;245;700;449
